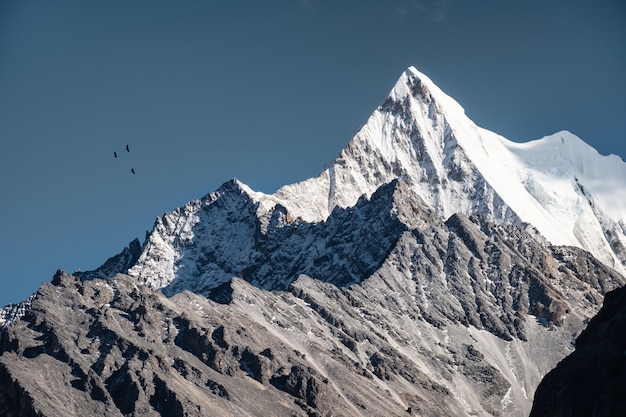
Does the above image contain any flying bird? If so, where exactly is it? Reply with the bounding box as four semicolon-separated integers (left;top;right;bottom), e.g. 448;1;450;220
131;168;135;174
126;144;130;153
113;151;118;158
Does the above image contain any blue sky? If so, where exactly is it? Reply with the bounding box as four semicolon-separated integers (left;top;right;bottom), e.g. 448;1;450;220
1;0;625;307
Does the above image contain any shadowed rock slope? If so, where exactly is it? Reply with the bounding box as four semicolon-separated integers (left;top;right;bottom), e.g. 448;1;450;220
530;284;626;417
1;180;623;416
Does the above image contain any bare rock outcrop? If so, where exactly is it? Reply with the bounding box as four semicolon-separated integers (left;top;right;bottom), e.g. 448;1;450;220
530;284;626;417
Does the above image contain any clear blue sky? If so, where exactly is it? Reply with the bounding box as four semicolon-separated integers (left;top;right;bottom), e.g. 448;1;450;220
1;0;625;307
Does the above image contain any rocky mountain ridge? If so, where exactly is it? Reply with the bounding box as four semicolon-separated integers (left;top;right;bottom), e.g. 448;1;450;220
2;179;624;416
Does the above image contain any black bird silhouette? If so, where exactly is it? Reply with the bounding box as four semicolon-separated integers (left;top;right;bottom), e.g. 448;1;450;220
113;151;118;158
126;144;130;153
131;168;135;174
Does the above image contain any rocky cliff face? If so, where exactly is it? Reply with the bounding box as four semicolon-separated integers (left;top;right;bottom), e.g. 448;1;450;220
530;284;626;417
1;181;623;416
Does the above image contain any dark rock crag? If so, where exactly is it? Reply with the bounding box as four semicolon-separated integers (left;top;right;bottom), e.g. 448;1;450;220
530;284;626;417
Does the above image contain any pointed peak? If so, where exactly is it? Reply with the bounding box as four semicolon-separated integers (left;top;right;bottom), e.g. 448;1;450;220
367;178;436;223
218;178;242;189
212;178;270;205
383;66;467;119
217;178;252;195
403;66;435;86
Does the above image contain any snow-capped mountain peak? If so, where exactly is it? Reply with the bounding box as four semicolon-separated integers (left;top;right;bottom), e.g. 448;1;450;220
397;66;468;120
273;68;626;273
85;66;626;285
273;66;476;221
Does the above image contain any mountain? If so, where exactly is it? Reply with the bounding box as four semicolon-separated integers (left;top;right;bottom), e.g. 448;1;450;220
91;67;626;295
2;67;626;416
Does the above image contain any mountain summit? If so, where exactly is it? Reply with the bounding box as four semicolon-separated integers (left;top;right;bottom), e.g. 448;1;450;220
275;67;626;272
1;67;625;416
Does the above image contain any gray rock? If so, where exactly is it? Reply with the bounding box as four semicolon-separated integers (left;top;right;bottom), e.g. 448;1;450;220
1;181;623;416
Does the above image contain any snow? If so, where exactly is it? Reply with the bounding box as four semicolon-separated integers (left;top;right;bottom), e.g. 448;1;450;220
502;130;626;222
482;129;626;270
